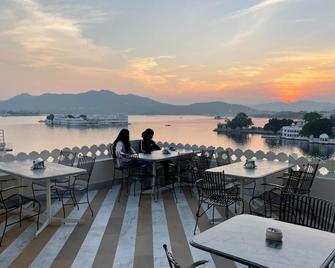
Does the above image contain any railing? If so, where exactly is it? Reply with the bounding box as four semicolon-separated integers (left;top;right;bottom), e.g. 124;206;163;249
0;141;334;180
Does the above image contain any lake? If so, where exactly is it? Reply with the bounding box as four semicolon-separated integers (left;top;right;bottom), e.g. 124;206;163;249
0;115;334;159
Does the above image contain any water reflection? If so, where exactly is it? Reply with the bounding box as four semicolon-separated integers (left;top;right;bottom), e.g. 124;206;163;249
0;115;334;159
263;138;335;160
218;133;250;146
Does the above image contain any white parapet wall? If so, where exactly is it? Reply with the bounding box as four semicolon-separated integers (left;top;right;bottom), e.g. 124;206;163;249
0;141;334;200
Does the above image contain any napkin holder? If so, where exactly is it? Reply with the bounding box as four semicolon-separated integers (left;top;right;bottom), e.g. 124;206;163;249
266;227;283;242
32;159;45;170
244;159;256;169
162;148;171;155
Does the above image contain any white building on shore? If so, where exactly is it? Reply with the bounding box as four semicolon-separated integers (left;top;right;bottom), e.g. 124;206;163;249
45;114;128;127
281;121;305;139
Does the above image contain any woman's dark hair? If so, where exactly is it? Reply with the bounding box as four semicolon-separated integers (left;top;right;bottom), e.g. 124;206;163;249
112;128;131;157
141;128;154;140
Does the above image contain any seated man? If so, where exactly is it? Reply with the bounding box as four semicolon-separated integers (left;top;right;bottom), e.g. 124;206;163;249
140;128;161;154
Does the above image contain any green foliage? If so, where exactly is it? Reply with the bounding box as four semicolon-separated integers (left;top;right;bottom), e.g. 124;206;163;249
264;118;293;132
46;114;54;121
301;118;334;138
303;112;322;123
79;114;87;120
226;113;253;129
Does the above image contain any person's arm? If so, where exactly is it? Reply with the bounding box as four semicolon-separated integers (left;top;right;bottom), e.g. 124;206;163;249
141;140;150;153
152;140;161;150
115;141;125;157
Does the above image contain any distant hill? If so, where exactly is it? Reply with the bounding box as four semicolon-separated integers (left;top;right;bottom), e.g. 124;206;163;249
0;90;258;116
252;101;335;112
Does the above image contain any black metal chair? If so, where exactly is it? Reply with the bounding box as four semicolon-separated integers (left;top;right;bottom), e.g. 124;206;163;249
177;152;197;197
55;155;96;218
32;150;77;204
249;170;303;217
0;185;41;246
107;144;136;195
194;171;243;234
163;244;208;268
297;161;319;196
196;149;215;171
279;193;335;233
215;150;231;167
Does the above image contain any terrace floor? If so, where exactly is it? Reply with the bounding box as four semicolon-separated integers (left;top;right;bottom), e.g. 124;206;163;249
0;183;247;268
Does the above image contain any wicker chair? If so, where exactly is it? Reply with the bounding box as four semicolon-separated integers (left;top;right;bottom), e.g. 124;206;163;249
194;171;243;234
163;244;208;268
55;155;96;218
0;185;41;246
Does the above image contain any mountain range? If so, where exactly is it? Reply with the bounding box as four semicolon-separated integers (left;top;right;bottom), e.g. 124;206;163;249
0;90;334;115
0;90;257;115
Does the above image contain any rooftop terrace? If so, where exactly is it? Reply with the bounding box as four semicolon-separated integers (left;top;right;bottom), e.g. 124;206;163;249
0;141;334;268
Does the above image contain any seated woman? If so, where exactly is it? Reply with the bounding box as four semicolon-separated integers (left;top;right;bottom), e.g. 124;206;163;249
140;128;161;154
112;129;151;184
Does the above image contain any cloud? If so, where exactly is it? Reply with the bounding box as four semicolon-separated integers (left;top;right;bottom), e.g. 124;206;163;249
228;0;293;19
1;0;122;70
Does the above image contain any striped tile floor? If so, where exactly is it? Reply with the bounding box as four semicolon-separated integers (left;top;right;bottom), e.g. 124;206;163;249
0;184;247;268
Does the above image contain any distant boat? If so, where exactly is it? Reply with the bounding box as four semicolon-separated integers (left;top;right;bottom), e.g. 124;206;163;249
0;129;13;152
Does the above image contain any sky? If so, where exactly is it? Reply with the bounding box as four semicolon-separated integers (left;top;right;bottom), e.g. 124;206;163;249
0;0;335;105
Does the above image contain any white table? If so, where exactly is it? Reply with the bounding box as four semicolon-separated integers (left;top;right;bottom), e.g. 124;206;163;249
206;160;294;201
191;214;335;268
137;149;196;200
0;160;86;236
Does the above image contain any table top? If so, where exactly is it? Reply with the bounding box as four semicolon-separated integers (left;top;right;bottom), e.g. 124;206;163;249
137;149;195;162
0;160;86;180
207;160;294;179
191;214;335;268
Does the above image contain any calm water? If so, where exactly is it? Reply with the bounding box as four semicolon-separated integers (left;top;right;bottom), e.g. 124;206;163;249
0;115;334;159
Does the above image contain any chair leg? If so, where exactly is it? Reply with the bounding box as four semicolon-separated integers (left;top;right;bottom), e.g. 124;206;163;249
138;183;143;207
19;203;23;227
212;206;215;224
71;190;79;210
61;192;66;218
194;202;202;235
54;180;61;201
225;205;229;219
0;211;8;246
87;190;93;217
118;178;124;203
32;182;36;208
189;183;193;198
171;182;178;203
36;201;41;230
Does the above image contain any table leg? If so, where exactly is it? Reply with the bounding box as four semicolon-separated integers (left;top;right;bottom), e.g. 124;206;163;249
177;160;181;184
35;179;52;236
152;162;157;201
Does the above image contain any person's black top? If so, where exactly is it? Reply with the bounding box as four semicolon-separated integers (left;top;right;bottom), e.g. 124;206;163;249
141;139;161;153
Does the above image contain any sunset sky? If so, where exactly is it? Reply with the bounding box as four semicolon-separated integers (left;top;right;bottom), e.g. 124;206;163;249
0;0;334;104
